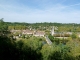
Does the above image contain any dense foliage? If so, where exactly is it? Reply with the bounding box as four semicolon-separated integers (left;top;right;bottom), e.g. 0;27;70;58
1;35;80;60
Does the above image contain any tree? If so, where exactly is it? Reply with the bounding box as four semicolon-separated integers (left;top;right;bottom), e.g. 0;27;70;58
71;33;78;40
66;40;80;60
0;18;8;36
48;34;54;42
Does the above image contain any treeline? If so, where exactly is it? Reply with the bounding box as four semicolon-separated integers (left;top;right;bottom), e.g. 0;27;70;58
1;18;80;27
1;18;80;32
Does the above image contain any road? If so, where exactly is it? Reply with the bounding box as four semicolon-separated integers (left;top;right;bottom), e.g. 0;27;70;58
45;36;52;45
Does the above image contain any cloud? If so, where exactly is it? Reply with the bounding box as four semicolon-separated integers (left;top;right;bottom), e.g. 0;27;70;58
0;0;80;23
70;3;80;6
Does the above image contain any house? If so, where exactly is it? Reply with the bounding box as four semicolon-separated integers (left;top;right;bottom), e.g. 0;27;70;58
33;31;45;37
22;29;34;35
10;30;21;34
66;32;72;35
78;34;80;37
10;30;21;33
77;33;80;37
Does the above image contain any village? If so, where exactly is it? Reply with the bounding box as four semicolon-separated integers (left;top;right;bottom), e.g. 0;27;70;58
1;0;80;59
9;26;80;45
10;26;80;38
1;19;80;60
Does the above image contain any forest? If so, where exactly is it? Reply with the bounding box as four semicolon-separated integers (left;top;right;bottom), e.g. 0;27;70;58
0;18;80;60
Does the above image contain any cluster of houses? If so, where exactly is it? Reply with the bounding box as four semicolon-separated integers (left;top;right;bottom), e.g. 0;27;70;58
10;29;45;39
10;26;80;39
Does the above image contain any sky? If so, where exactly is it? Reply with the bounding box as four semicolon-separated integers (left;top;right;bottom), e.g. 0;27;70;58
0;0;80;23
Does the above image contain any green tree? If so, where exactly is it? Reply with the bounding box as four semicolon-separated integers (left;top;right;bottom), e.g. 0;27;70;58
71;33;78;40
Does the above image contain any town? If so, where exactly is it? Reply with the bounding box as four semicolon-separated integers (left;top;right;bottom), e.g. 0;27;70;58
1;19;80;60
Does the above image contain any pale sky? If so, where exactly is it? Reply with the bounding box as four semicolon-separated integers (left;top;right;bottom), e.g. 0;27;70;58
0;0;80;23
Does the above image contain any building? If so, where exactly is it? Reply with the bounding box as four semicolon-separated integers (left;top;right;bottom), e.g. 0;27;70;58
10;30;21;33
22;29;34;35
33;31;45;37
51;26;55;36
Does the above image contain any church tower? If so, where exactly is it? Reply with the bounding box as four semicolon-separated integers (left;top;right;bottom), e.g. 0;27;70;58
51;26;54;36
